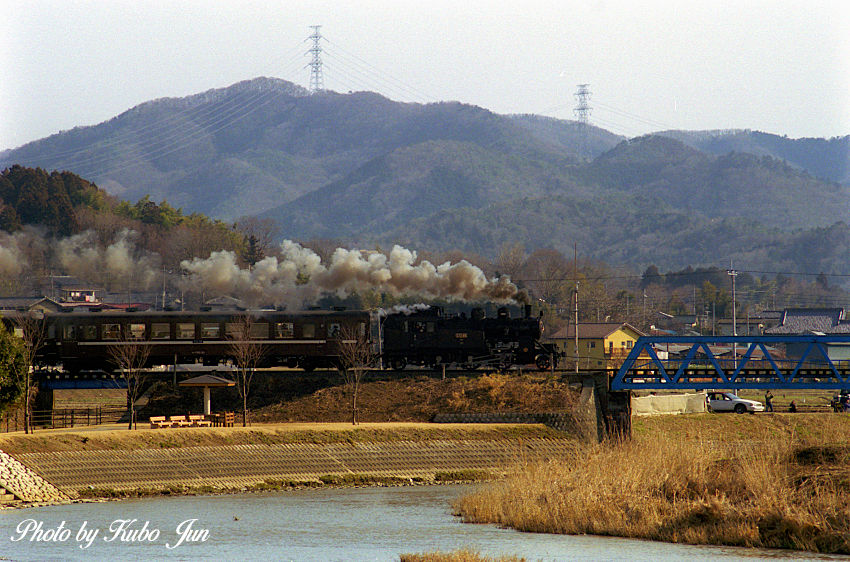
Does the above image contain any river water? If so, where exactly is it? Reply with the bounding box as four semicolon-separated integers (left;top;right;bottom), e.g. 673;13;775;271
0;485;842;561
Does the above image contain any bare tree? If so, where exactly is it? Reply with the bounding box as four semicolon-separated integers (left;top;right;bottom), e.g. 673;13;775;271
494;242;526;280
13;312;47;434
227;315;266;427
336;323;377;425
107;326;151;430
522;248;573;307
235;217;280;266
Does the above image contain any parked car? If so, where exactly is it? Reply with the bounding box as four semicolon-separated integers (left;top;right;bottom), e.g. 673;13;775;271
707;391;764;414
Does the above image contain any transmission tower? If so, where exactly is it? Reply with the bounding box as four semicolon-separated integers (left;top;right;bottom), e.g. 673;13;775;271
307;25;324;93
574;84;592;125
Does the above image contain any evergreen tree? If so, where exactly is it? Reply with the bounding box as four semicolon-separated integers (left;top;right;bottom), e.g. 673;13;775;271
0;322;26;413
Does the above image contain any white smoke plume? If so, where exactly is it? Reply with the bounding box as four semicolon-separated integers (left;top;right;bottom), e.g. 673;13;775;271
180;240;519;307
0;231;27;277
57;229;160;289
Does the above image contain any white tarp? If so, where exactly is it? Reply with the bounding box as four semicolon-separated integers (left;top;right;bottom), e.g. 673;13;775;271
632;392;707;416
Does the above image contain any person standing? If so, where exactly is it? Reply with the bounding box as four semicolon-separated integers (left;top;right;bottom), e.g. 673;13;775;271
765;390;774;412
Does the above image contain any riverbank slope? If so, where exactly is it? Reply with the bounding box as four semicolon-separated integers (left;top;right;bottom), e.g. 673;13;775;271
0;423;577;504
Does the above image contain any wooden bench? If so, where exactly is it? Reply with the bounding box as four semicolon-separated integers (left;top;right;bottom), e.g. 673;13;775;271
149;416;169;429
168;415;192;428
188;414;212;427
211;412;235;427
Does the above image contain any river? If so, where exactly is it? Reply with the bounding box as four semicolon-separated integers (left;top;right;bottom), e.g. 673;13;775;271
0;485;841;561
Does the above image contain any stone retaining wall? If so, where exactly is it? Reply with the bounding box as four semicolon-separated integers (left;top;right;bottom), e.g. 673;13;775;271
0;449;70;505
10;438;576;496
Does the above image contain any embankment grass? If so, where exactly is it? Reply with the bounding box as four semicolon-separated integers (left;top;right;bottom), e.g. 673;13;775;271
0;422;572;455
455;413;850;554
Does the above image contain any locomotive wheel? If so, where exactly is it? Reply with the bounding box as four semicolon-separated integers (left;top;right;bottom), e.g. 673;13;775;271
535;354;552;370
390;358;407;370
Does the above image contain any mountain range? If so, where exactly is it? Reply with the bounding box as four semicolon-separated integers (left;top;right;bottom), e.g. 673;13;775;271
2;77;849;272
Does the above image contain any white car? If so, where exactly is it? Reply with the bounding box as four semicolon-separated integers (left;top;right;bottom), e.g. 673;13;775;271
707;391;764;414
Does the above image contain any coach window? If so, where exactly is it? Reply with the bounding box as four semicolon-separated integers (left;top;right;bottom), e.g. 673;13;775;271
177;323;195;340
103;323;121;340
63;325;76;340
302;324;315;338
249;323;268;339
328;323;341;338
151;323;170;340
80;325;96;341
128;323;145;340
201;323;220;339
276;322;294;339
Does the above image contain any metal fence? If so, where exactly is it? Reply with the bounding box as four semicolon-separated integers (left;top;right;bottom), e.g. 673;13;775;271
1;406;126;433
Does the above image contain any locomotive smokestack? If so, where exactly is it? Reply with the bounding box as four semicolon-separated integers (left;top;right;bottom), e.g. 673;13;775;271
524;304;532;318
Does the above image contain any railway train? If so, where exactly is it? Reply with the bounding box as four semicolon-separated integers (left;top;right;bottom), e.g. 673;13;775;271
3;305;559;373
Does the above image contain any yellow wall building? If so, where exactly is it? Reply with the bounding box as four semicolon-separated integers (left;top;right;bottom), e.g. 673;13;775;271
549;322;645;369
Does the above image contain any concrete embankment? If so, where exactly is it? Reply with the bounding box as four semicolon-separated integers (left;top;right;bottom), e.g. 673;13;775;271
0;423;577;503
0;449;70;506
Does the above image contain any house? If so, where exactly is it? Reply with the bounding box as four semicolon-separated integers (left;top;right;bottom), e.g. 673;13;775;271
548;322;646;369
764;308;850;335
0;296;66;313
765;308;850;363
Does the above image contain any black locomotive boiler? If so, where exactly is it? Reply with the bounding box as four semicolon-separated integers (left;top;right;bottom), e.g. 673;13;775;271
381;305;559;370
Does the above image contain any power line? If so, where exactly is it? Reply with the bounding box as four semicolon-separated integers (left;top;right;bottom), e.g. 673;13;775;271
322;38;437;102
28;50;311;177
515;268;850;284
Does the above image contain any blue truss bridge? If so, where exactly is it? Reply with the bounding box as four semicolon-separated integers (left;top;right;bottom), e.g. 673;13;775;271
612;335;850;390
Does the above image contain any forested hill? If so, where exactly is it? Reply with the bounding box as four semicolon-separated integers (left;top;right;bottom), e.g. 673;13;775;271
0;165;107;235
658;129;850;185
1;77;848;272
0;77;622;221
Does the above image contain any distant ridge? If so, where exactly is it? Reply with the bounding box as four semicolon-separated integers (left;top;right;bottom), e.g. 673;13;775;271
2;77;848;272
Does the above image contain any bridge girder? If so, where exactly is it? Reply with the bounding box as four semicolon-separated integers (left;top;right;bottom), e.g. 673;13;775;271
613;335;850;390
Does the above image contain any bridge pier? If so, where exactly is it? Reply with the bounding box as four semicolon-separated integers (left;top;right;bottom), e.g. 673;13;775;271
578;372;631;442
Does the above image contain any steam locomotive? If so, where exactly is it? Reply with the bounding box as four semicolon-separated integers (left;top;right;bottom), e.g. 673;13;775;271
381;305;559;370
5;305;559;373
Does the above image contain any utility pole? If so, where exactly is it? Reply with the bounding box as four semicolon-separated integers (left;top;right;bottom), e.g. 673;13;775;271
307;25;324;93
727;266;738;367
574;243;579;374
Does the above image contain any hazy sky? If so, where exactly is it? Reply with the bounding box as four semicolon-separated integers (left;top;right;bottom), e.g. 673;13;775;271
2;0;848;151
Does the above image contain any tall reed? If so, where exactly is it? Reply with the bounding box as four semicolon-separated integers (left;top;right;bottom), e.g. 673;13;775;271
454;430;850;553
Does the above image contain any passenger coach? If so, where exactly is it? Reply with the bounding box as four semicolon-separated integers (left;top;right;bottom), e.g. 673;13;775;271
28;309;371;373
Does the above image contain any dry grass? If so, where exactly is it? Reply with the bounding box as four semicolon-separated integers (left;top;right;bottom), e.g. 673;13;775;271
0;422;572;455
400;550;525;562
252;373;578;423
455;415;850;554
